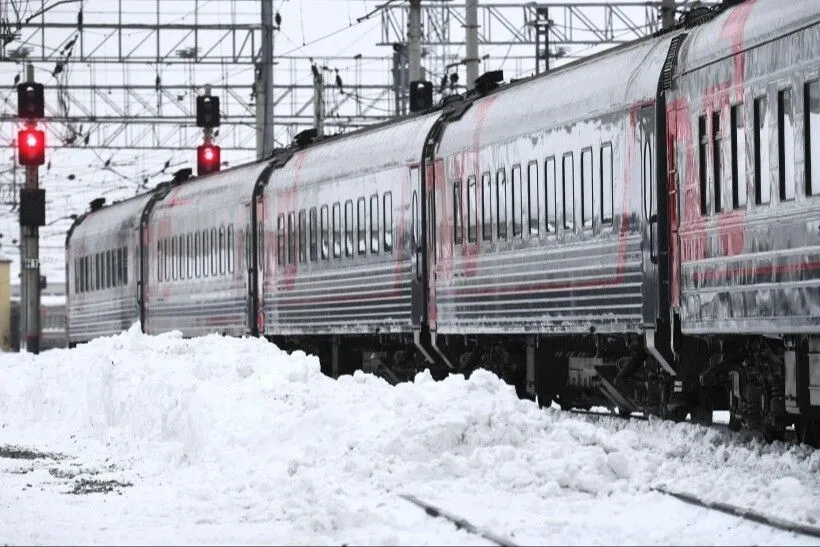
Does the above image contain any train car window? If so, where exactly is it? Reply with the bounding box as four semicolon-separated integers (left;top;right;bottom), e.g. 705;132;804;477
778;88;795;201
496;169;508;239
712;111;723;213
123;247;128;285
699;115;709;214
98;252;103;290
370;194;379;254
805;80;820;196
545;156;556;232
320;205;330;259
117;247;123;286
86;255;91;291
600;144;613;224
467;178;477;242
482;172;492;241
298;210;307;264
219;226;226;275
105;250;112;288
344;200;354;257
581;148;593;227
227;225;234;274
731;104;748;209
287;213;296;265
754;96;771;205
428;189;436;258
194;233;201;277
511;165;523;237
178;236;185;280
357;198;367;255
562;153;574;231
527;161;539;236
383;192;393;252
74;258;79;293
453;180;463;245
211;228;218;276
277;214;285;266
644;139;655;218
204;230;211;277
157;242;162;282
332;202;342;258
172;237;178;281
164;240;171;282
309;208;318;261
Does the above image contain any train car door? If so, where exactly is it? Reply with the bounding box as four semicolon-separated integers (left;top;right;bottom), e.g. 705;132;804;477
640;104;660;325
410;165;424;326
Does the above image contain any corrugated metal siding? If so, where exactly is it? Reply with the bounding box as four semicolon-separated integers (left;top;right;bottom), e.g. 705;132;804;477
265;259;413;334
435;236;644;334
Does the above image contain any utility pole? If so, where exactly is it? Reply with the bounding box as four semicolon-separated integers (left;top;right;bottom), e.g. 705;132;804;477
534;6;551;75
260;0;275;158
661;0;676;29
18;62;46;355
408;0;422;83
313;70;325;138
464;0;479;89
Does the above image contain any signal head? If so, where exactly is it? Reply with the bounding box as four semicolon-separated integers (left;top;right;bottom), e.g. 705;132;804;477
197;143;221;176
18;128;45;166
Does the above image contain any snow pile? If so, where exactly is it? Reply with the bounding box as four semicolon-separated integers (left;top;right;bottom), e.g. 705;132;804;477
1;325;819;545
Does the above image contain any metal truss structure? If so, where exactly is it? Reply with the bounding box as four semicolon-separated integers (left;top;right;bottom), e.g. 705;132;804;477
0;0;718;212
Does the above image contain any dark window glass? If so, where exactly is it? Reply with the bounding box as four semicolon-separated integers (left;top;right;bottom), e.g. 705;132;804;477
562;153;574;230
805;81;820;196
357;198;367;255
496;169;507;239
581;148;593;227
754;96;771;205
383;192;393;252
545;157;556;232
731;104;747;209
332;203;342;258
699;115;709;214
453;180;463;245
482;172;492;241
778;88;795;201
511;165;523;237
309;208;318;261
467;178;477;242
600;144;613;223
370;195;379;254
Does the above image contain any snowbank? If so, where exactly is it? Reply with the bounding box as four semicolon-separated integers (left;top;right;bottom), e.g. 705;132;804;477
1;325;819;545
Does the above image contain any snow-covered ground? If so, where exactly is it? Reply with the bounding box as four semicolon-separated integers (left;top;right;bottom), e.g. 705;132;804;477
1;325;819;546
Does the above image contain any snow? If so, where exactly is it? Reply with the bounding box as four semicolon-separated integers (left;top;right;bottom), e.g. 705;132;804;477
1;325;820;545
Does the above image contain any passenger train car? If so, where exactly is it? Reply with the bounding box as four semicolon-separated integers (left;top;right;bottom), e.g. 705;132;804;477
66;0;820;445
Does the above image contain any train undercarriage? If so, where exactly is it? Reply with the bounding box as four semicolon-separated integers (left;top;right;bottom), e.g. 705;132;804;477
269;330;820;448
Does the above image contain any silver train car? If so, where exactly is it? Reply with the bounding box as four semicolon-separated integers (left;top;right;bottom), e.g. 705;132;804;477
66;0;820;445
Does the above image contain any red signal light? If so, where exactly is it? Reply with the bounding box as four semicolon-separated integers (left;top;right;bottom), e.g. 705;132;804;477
197;143;220;176
18;128;45;166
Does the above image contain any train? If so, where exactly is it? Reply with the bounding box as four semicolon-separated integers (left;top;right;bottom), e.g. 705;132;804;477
66;0;820;446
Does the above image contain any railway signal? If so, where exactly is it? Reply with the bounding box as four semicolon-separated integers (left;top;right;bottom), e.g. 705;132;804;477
195;85;221;177
17;63;46;355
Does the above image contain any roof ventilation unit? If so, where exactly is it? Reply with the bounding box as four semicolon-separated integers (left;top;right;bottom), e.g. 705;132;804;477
89;197;106;212
294;128;318;148
474;70;503;94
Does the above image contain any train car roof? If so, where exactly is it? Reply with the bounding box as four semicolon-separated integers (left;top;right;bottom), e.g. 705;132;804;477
152;158;273;215
67;191;155;244
266;111;441;190
676;0;820;75
435;29;679;157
